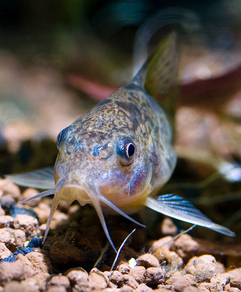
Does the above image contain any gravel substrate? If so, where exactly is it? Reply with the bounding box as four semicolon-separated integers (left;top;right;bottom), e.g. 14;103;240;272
0;178;240;292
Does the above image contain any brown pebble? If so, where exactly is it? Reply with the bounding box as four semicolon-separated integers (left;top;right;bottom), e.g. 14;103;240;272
21;272;49;292
198;282;212;292
150;236;174;251
89;268;109;290
136;253;160;268
0;179;21;201
145;267;165;285
4;281;24;292
228;268;241;289
210;273;228;291
65;267;89;286
183;274;197;286
22;188;42;207
13;214;38;237
117;263;130;274
26;251;52;274
0;215;14;228
161;218;178;236
0;242;11;260
135;283;153;292
185;255;218;282
50;241;85;265
13;229;26;248
225;283;240;292
119;284;133;292
109;270;125;286
166;271;191;292
50;210;69;229
129;266;146;284
122;274;139;289
34;202;50;224
48;275;70;289
0;257;36;285
183;287;199;292
0;228;15;250
174;234;199;258
46;287;67;292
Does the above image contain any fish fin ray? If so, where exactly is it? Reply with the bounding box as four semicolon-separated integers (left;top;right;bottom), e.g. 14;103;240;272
99;194;145;228
6;167;55;189
19;188;55;203
42;191;60;244
145;195;235;237
133;32;179;126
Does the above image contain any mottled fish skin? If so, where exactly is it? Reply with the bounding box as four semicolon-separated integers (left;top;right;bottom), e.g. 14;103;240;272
7;33;235;250
55;82;176;213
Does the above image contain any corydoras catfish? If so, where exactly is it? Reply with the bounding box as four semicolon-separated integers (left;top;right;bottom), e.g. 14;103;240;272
7;33;235;252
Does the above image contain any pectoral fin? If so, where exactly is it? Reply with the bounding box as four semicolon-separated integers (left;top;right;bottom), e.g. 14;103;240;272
6;167;55;190
145;194;235;237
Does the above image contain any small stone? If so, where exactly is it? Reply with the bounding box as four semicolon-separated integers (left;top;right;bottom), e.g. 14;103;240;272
46;287;67;292
4;281;24;292
13;229;26;248
22;188;41;207
65;267;89;286
34;203;50;224
198;282;212;292
129;266;146;284
145;267;165;285
109;270;125;286
122;274;138;289
174;234;199;258
0;215;14;228
117;263;130;274
50;210;69;229
185;255;217;282
166;271;191;292
135;283;153;292
229;268;241;289
161;218;178;236
0;179;21;201
48;275;70;289
225;283;240;292
183;287;199;292
21;272;49;292
26;251;52;274
210;273;228;292
136;254;160;268
0;257;36;285
0;195;15;211
0;242;11;260
89;268;109;290
13;214;38;236
183;274;197;286
0;228;15;250
151;236;174;252
119;285;133;292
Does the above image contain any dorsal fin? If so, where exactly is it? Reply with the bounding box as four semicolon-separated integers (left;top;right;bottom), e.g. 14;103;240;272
133;32;179;127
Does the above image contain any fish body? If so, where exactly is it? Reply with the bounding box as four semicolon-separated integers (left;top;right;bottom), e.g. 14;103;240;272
7;33;235;251
55;82;176;214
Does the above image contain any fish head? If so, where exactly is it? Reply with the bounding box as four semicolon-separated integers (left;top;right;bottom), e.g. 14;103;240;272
54;100;153;212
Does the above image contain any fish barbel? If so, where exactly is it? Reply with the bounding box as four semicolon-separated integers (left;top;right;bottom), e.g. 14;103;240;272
7;33;235;252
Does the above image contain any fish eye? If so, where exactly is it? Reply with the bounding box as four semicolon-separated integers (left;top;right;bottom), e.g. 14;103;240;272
116;138;136;166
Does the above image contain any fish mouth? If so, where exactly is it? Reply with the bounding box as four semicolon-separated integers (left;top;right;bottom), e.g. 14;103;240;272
43;178;145;252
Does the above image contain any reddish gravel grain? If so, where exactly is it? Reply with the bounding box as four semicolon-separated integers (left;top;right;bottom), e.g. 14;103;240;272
0;181;240;291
